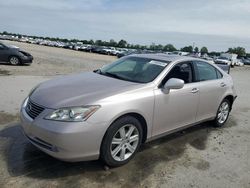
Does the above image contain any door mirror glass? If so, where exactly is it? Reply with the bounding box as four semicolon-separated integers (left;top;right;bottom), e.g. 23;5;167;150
163;78;184;92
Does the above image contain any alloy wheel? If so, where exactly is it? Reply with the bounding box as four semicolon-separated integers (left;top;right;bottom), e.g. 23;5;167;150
110;124;139;161
217;101;230;124
10;57;19;65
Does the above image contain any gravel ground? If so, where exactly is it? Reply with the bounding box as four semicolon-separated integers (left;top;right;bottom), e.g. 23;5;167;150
0;41;249;188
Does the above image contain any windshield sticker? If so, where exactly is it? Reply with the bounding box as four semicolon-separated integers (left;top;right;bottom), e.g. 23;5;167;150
149;60;167;67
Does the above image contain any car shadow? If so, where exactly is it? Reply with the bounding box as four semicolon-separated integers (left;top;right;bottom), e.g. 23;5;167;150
0;62;30;66
0;117;237;186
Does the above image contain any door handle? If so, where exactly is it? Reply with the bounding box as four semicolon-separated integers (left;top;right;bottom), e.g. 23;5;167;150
191;88;199;93
220;82;226;87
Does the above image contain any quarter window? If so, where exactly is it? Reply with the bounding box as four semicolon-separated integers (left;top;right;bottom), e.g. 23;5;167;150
216;69;223;79
195;61;218;81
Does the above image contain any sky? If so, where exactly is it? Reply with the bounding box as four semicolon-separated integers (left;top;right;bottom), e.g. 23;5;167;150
0;0;250;52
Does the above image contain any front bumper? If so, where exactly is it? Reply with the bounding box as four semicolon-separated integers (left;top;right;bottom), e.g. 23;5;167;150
20;56;33;64
20;105;107;162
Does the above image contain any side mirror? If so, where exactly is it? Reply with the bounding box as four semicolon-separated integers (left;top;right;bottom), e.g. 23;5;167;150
163;78;184;93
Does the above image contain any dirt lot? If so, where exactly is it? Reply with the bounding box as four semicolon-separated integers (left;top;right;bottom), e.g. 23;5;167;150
0;40;116;76
0;41;249;188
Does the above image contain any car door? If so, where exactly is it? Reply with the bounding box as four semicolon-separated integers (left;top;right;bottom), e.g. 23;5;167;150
152;61;200;137
0;43;9;62
0;43;6;61
193;61;227;121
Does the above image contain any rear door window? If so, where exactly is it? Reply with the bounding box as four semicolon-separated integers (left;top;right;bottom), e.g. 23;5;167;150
195;61;218;81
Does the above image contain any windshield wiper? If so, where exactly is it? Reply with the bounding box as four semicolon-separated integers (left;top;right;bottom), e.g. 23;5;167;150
94;69;121;79
95;69;137;82
93;69;102;73
103;72;122;79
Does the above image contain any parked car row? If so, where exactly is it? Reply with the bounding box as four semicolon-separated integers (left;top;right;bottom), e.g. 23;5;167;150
1;34;249;66
0;34;130;57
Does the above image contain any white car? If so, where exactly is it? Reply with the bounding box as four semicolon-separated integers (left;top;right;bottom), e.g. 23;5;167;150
215;57;231;65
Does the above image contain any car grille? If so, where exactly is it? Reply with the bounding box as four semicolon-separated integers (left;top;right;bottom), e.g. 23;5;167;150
25;99;45;119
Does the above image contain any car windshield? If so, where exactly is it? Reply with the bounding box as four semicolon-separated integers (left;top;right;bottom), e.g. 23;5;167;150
96;56;169;83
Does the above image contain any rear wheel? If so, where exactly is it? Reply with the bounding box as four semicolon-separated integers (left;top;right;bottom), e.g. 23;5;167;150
9;56;20;65
101;116;143;167
213;99;231;127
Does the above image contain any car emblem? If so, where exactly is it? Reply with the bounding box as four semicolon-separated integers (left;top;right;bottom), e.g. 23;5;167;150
27;104;32;111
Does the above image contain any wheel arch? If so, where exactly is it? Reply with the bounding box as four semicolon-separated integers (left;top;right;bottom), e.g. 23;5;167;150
223;95;235;111
102;112;148;145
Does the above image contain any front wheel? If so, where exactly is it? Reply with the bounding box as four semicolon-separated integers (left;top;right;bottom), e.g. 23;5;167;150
9;56;21;65
100;116;143;167
213;99;231;127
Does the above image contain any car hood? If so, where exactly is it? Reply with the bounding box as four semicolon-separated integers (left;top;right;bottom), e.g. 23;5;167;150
30;72;140;109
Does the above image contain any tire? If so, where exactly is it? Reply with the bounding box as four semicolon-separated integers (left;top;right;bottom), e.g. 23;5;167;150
213;99;231;127
100;116;143;167
9;56;21;65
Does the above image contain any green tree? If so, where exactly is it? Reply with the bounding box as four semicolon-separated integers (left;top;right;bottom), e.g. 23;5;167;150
200;47;208;54
95;40;103;46
163;44;177;52
80;40;88;44
109;39;117;47
194;47;199;53
118;39;127;48
154;44;164;51
227;47;246;56
89;39;94;45
181;46;193;53
134;44;141;49
70;39;78;43
209;51;220;57
149;43;156;50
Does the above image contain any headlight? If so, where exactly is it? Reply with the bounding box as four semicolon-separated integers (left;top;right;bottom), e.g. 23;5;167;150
44;105;100;122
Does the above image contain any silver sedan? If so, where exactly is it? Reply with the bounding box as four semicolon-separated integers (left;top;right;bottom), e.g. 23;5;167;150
20;54;237;167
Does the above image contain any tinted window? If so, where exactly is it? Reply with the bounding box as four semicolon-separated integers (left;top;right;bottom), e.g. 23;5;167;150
99;57;169;83
196;61;218;81
0;43;4;49
162;62;194;85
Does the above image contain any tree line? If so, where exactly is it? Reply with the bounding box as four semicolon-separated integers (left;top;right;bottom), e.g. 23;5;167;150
1;31;249;57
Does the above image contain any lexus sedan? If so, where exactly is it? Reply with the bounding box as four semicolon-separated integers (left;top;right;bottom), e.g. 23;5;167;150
0;42;33;65
20;54;237;167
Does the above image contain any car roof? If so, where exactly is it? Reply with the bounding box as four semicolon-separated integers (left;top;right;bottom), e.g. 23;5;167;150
128;53;198;62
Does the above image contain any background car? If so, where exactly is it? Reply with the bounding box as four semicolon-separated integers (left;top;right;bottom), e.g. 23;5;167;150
239;57;250;65
0;42;33;65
